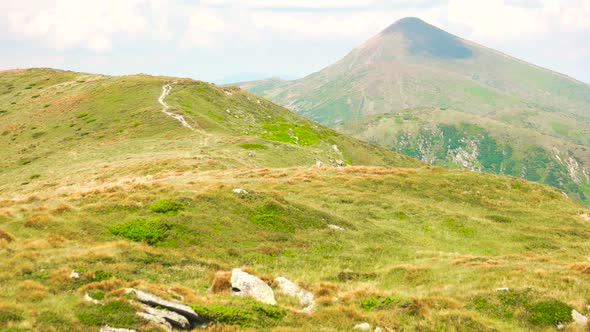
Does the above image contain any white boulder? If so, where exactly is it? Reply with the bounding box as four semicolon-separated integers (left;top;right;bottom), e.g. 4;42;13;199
231;268;276;305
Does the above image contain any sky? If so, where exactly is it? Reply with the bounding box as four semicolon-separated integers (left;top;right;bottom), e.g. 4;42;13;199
1;0;589;84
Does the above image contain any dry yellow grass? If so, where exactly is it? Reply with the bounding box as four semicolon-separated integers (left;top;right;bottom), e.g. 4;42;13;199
18;280;48;300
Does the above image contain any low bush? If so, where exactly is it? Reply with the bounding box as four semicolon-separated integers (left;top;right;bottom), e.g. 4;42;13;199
109;218;166;245
78;301;138;327
190;300;286;328
149;199;183;214
527;300;572;326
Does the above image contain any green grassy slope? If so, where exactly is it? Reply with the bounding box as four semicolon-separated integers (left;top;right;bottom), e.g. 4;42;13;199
1;68;590;331
236;17;590;206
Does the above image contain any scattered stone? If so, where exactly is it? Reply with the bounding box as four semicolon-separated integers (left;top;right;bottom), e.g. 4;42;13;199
125;288;200;323
354;322;371;331
69;270;80;279
231;268;276;305
232;188;248;195
315;160;323;168
374;327;383;332
557;323;564;329
136;312;172;331
332;144;340;153
572;309;588;325
140;304;190;329
84;292;102;305
580;213;590;221
336;159;345;167
327;224;344;231
495;287;509;292
100;326;136;332
248;152;254;157
275;277;315;313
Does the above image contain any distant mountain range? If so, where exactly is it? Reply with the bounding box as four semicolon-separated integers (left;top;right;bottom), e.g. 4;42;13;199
237;17;590;205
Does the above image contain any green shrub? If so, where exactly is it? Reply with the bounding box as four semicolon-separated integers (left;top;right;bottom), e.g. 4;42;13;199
109;218;166;245
78;301;138;327
77;113;88;118
190;300;286;328
149;199;183;214
527;300;572;326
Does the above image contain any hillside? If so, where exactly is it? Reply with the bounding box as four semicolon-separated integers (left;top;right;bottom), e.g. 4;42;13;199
237;17;590;205
1;68;590;331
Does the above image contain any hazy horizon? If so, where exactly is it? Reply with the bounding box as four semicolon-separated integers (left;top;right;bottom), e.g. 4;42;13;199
1;0;589;84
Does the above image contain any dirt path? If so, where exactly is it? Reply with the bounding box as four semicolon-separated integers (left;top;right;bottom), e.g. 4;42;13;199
159;83;195;131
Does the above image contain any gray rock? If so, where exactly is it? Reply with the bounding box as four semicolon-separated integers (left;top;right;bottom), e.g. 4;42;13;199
327;224;344;231
100;326;136;332
69;270;80;279
275;277;315;313
336;159;345;167
136;312;172;331
140;304;190;329
374;328;383;332
232;188;249;195
316;160;323;167
580;213;590;221
125;288;200;323
495;287;509;292
353;322;371;331
231;268;276;305
572;309;588;325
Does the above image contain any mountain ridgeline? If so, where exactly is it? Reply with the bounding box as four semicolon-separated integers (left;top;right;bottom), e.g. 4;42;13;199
237;17;590;205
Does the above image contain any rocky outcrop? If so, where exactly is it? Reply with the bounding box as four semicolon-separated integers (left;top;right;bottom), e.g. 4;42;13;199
100;327;136;332
140;304;190;329
136;312;172;331
572;309;588;325
275;277;315;313
231;268;276;305
126;288;200;324
353;322;371;331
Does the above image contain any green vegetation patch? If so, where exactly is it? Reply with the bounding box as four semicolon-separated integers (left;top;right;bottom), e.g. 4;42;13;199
109;218;167;245
78;301;138;327
360;295;400;310
261;123;320;146
190;300;286;328
239;143;266;150
471;289;574;327
149;199;184;214
528;300;572;326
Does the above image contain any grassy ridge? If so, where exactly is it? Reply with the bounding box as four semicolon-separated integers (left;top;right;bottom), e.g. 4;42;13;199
0;68;589;331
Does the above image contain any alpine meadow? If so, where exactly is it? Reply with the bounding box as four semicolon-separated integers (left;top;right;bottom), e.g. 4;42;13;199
1;4;590;332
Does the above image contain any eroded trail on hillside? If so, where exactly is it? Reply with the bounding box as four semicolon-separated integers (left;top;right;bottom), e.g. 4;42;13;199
159;83;195;131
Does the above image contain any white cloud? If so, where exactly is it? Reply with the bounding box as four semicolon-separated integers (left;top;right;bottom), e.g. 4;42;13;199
3;0;150;51
180;8;225;48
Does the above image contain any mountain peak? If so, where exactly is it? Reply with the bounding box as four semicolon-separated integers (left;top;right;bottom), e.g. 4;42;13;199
383;17;428;33
382;17;474;59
